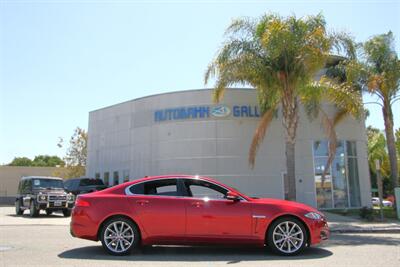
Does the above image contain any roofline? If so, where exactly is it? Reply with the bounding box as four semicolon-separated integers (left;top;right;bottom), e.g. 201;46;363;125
21;176;63;180
89;88;254;114
90;54;345;114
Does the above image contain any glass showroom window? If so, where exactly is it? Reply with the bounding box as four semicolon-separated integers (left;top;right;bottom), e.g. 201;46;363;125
104;172;110;186
123;170;130;183
113;171;119;186
313;140;361;209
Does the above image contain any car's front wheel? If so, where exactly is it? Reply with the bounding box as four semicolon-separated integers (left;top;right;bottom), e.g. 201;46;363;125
267;216;307;256
15;200;23;215
29;201;39;217
100;217;140;256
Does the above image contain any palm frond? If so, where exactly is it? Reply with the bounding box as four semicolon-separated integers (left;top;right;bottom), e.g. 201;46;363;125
249;107;276;168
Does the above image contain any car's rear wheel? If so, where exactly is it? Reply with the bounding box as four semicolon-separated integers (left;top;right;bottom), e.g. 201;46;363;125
15;200;23;215
267;216;307;256
100;217;139;256
29;201;39;217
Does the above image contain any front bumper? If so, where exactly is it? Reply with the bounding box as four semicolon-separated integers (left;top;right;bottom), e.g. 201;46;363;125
308;218;330;245
38;202;74;210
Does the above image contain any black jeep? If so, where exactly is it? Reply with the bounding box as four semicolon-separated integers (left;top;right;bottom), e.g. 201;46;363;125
15;176;75;217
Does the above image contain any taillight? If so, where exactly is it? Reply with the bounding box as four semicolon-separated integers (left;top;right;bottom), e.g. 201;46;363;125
75;197;90;207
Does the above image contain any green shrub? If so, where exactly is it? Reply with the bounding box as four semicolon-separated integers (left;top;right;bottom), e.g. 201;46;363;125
359;206;375;221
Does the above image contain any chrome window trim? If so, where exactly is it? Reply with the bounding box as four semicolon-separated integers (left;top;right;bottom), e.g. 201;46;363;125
124;177;247;202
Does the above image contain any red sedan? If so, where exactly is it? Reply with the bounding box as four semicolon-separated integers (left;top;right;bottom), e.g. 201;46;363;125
70;175;329;256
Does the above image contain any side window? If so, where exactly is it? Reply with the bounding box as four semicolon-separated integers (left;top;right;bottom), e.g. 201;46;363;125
26;179;32;192
128;179;180;196
129;183;144;195
21;180;27;193
144;179;178;196
64;180;71;190
18;181;22;193
73;180;80;190
184;179;228;199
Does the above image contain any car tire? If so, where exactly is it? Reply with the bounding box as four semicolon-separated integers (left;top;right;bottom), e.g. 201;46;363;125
15;200;23;215
266;216;307;256
46;209;53;216
29;201;39;217
63;209;71;217
100;217;140;256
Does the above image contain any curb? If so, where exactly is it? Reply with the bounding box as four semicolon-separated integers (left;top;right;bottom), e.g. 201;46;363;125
331;228;400;234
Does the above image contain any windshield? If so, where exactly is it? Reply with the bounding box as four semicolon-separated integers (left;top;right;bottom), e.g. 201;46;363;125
33;179;64;189
79;178;105;186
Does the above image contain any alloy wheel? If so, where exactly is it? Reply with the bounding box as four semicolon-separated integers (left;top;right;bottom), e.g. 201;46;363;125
104;221;135;253
272;221;304;254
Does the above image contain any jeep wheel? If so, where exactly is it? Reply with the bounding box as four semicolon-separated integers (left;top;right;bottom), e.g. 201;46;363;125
29;201;39;217
63;209;71;217
15;200;23;215
100;217;140;256
46;209;53;216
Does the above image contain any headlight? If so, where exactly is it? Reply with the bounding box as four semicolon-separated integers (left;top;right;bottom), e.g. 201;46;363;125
67;194;75;202
304;212;323;220
38;194;47;201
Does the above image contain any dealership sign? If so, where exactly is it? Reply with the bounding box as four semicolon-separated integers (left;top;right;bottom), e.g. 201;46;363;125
154;105;260;122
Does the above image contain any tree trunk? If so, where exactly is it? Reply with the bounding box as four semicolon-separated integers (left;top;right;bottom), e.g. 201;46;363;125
382;103;399;189
282;94;299;201
285;140;297;201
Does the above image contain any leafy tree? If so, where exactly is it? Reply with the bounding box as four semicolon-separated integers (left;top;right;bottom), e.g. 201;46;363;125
8;157;33;166
8;155;64;167
205;13;362;200
346;32;400;189
367;126;393;197
32;155;65;167
61;127;88;178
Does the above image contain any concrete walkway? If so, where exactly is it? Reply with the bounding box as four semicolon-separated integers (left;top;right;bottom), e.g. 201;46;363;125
325;211;400;233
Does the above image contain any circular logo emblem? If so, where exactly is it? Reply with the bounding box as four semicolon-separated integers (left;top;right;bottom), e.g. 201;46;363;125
211;105;231;118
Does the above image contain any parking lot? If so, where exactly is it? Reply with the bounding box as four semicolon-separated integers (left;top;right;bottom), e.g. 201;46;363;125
0;207;399;267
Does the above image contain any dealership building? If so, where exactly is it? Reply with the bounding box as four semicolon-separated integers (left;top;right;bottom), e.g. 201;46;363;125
86;88;371;209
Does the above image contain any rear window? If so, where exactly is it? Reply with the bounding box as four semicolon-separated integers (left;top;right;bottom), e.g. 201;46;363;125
79;178;105;186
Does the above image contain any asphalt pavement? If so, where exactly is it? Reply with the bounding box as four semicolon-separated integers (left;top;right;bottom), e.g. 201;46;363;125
1;207;400;267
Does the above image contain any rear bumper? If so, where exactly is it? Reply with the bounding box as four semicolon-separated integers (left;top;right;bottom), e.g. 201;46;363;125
70;207;99;241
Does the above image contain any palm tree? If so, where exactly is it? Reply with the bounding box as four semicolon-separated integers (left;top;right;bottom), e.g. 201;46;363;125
205;13;363;201
362;32;400;190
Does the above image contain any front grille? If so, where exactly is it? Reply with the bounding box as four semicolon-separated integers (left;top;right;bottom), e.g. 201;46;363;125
49;195;67;201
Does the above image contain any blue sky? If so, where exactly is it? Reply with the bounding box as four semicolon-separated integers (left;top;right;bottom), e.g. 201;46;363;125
0;0;399;164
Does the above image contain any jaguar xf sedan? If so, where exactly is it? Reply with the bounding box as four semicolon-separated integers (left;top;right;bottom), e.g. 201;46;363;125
70;175;329;256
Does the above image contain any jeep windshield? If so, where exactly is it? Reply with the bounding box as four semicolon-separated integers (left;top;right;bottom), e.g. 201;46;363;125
32;179;64;189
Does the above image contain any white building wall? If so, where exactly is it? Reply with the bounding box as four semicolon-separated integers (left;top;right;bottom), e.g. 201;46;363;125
87;88;371;208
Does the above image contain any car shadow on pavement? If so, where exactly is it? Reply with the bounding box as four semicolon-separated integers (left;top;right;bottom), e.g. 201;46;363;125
58;245;332;263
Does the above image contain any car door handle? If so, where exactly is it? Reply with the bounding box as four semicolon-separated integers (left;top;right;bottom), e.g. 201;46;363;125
136;200;149;205
191;201;203;207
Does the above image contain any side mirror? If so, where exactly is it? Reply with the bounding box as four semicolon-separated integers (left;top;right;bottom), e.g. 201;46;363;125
226;191;240;201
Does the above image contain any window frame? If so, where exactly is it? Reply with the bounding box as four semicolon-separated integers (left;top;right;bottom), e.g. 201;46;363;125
125;178;186;198
125;177;247;201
